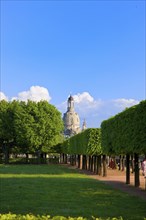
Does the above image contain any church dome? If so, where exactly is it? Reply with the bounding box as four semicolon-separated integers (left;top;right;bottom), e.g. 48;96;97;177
63;95;81;136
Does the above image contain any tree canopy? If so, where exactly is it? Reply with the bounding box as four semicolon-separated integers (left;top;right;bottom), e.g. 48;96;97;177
101;100;146;155
0;100;64;159
61;128;102;156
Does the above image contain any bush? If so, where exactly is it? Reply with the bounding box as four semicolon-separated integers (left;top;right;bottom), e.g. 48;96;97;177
0;213;125;220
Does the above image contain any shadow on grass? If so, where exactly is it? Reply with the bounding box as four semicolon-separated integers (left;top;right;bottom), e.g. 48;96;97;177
1;174;146;220
99;179;146;200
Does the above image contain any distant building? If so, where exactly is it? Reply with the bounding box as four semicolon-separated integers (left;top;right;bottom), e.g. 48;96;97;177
63;95;81;137
82;119;87;131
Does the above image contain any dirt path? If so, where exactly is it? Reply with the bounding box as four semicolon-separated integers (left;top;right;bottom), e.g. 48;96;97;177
66;164;146;200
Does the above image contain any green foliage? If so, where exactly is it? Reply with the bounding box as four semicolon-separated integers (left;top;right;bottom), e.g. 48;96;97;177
0;100;16;144
17;100;64;153
0;100;64;158
0;213;125;220
61;138;70;154
0;100;18;163
101;100;146;155
86;128;102;155
61;128;102;155
13;100;35;153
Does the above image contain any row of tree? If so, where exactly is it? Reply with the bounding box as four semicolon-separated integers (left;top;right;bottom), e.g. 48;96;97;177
101;100;146;186
59;128;106;176
59;100;146;187
0;100;64;163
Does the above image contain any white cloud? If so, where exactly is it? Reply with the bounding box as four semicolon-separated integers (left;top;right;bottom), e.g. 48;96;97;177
0;92;8;101
12;86;51;102
73;92;94;103
113;98;139;109
73;92;103;118
58;92;140;128
1;88;140;128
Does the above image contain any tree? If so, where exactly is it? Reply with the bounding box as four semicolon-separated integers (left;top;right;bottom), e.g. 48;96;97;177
13;100;35;156
0;100;16;163
14;100;64;161
0;100;64;163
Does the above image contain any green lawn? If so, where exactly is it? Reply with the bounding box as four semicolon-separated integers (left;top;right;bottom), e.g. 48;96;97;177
0;164;146;220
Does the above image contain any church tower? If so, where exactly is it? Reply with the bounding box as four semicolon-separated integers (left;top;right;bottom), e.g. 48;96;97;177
63;95;81;137
82;119;87;131
67;95;74;112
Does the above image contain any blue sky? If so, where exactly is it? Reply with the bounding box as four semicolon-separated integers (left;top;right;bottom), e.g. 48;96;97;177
1;0;145;128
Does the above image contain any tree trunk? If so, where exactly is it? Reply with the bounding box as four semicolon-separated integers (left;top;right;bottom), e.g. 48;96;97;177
80;155;83;169
91;156;94;172
4;143;9;164
83;155;87;170
93;156;96;173
131;154;134;173
63;153;65;163
37;151;41;164
26;153;29;164
70;155;73;165
134;153;140;187
122;156;125;171
97;155;102;175
64;154;67;164
89;156;92;171
119;155;122;170
86;156;89;170
59;153;63;163
102;155;107;177
40;153;45;164
77;155;80;168
126;154;130;184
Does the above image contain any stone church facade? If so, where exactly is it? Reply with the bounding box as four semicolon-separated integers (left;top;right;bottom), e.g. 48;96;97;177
63;95;86;137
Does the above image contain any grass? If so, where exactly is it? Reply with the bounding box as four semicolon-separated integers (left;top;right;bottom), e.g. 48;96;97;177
0;164;146;220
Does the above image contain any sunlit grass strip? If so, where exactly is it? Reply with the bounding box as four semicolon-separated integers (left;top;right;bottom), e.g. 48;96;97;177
0;173;88;178
0;213;125;220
